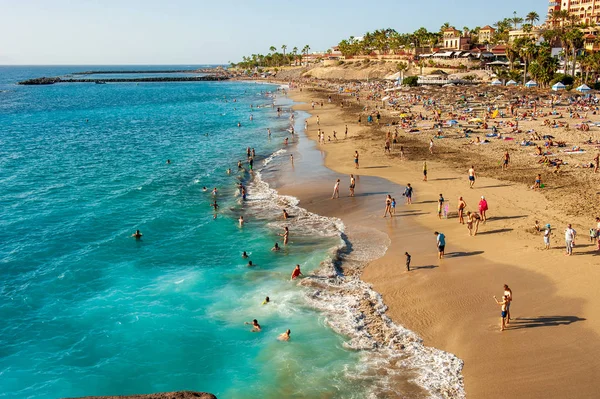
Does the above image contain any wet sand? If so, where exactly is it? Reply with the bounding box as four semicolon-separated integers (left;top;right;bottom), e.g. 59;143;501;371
276;87;600;398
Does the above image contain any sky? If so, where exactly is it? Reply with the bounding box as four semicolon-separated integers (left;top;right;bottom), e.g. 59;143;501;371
0;0;548;65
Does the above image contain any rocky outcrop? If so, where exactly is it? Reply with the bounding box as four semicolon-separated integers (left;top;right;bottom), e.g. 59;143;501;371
63;391;217;399
18;77;62;85
18;76;229;85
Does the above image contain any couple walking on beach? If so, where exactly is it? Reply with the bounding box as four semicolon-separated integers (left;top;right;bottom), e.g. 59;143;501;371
332;175;356;199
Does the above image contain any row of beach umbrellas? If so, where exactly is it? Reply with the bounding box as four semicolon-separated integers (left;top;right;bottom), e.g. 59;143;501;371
490;79;592;92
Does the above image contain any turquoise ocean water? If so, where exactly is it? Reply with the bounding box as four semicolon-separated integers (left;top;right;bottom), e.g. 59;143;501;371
0;66;372;399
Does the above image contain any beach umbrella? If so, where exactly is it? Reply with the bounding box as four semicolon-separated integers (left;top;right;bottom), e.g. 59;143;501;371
491;79;502;86
506;80;517;86
525;80;538;88
469;118;484;123
576;84;591;92
447;120;459;125
552;82;566;91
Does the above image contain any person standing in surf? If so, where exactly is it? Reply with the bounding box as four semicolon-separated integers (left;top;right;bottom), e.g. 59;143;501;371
332;179;340;199
349;174;356;197
383;195;393;217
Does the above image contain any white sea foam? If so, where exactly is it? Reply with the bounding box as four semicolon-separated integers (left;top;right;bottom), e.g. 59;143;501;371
244;148;465;398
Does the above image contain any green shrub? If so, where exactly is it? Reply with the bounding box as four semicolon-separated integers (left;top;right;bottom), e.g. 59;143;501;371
552;74;574;86
403;76;419;87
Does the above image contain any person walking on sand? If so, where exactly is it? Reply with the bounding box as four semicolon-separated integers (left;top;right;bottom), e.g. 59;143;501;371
594;152;599;173
349;174;356;197
332;179;340;199
291;264;303;280
466;211;481;236
429;138;434;154
437;194;445;219
434;231;446;259
544;224;552;249
478;196;488;222
383;195;393;217
502;151;510;170
458;197;467;224
405;252;411;271
565;223;577;256
404;183;413;204
354;151;359;169
493;295;509;331
422;161;428;181
468;166;476;188
503;284;513;323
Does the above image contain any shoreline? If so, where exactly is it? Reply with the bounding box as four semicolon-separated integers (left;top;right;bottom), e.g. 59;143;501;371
278;84;600;398
261;90;465;397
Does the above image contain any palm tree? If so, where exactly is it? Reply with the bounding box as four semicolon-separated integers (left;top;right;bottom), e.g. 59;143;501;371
292;47;299;65
269;46;277;54
519;40;538;84
281;45;287;57
302;45;310;65
526;11;540;25
511;11;524;30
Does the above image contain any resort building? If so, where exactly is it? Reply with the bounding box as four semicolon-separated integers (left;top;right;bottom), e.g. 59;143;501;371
547;0;600;25
508;27;544;42
478;26;496;43
584;33;600;52
442;27;471;50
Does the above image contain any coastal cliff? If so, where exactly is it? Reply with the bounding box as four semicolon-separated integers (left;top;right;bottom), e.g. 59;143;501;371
64;391;217;399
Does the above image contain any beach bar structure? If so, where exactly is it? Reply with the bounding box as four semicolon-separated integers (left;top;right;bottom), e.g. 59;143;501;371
491;79;503;86
525;80;538;88
552;82;566;91
576;84;591;92
416;74;461;86
506;80;517;86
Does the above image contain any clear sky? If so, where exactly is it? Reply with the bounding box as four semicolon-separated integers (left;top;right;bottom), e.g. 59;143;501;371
0;0;547;65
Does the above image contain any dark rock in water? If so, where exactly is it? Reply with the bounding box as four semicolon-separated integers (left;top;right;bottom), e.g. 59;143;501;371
63;391;217;399
18;76;229;85
18;77;62;85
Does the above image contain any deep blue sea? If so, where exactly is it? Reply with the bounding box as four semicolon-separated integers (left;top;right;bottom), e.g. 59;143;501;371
0;66;371;399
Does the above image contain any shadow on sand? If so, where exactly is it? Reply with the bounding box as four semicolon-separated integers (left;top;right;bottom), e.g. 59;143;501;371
410;265;438;271
491;215;526;221
477;228;514;235
446;250;484;258
508;315;586;330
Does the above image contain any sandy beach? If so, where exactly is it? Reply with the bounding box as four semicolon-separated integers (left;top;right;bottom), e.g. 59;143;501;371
280;84;600;398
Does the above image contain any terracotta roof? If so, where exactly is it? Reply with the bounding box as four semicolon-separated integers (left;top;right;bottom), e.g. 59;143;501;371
443;27;459;32
585;33;596;39
480;25;496;31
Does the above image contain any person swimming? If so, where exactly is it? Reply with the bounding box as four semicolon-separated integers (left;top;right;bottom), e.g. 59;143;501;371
202;187;208;192
282;209;289;219
245;319;261;332
272;243;280;251
262;296;270;305
291;264;302;280
131;230;142;239
166;159;171;164
247;260;254;267
242;251;248;258
278;329;291;341
239;216;244;226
